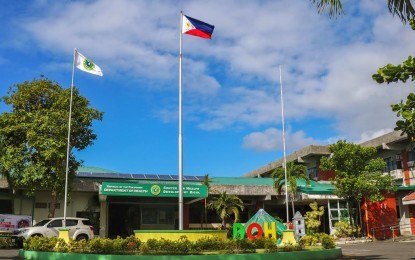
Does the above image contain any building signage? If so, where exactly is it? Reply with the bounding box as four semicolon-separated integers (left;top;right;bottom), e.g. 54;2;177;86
0;214;32;234
101;182;208;198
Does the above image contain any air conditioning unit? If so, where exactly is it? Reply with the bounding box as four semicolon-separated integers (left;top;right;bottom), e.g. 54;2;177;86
396;154;403;160
407;161;415;167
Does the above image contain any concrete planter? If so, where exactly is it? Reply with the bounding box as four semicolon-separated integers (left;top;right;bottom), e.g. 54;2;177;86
20;248;342;260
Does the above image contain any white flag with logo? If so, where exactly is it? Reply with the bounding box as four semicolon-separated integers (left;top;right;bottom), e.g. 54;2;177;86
75;51;103;76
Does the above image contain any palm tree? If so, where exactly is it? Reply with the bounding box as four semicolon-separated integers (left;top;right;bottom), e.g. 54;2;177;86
272;161;309;221
207;192;244;229
312;0;415;23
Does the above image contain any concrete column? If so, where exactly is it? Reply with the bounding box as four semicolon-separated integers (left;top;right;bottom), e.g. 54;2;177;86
99;194;107;237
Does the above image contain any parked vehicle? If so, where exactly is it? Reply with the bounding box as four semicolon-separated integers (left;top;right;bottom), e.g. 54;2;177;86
11;217;94;247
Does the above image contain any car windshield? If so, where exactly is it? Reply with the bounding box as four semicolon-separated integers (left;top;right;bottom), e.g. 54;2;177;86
34;219;51;227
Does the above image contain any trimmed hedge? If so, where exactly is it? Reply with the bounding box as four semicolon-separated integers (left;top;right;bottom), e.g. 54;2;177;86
23;235;309;255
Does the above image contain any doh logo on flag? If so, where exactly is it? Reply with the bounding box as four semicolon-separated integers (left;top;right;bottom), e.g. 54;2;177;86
75;51;103;76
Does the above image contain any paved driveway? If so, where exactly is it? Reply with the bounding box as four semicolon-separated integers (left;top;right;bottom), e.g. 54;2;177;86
0;249;20;260
339;240;415;259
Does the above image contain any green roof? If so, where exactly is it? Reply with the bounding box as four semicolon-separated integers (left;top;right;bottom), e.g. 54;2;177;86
297;179;335;194
74;171;336;195
211;177;335;195
397;185;415;191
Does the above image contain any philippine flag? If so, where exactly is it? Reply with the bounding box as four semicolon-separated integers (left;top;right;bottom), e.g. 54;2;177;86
182;14;215;39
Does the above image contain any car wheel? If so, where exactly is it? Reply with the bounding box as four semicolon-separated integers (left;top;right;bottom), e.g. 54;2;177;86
76;234;88;241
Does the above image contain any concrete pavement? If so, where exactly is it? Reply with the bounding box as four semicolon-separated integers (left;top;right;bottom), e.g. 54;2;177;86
339;240;415;259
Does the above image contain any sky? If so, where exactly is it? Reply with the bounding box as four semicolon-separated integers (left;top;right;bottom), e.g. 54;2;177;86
0;0;414;178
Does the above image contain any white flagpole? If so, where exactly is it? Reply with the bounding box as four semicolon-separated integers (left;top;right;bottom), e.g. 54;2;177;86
279;65;290;227
63;48;76;228
178;11;184;230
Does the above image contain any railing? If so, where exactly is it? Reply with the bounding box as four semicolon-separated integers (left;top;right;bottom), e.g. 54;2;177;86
371;222;415;241
390;223;415;241
371;223;400;240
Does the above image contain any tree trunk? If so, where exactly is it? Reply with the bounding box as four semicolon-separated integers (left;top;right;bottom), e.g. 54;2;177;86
291;193;295;221
48;190;58;218
204;198;207;229
3;169;15;214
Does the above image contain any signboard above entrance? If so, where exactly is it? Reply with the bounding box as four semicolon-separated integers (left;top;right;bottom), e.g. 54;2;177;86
101;182;208;198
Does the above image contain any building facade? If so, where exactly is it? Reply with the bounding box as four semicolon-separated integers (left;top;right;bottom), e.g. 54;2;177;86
1;131;415;238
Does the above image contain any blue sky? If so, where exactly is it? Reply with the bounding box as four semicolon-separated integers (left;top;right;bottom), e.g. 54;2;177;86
0;0;414;177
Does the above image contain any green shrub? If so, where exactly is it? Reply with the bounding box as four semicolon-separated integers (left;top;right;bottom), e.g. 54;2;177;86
263;238;278;253
86;237;114;254
300;235;318;246
54;238;68;253
193;237;225;251
68;239;88;253
320;233;336;249
279;241;295;252
250;237;267;249
225;239;256;254
334;221;361;238
125;235;141;253
25;236;58;252
21;234;315;255
0;238;14;249
295;239;305;251
139;238;194;255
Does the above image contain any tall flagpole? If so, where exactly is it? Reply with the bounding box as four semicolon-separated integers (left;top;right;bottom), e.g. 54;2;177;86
63;48;76;228
279;65;290;227
178;11;184;230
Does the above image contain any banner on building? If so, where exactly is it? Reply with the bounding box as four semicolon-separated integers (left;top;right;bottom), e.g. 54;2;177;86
100;182;208;198
0;214;32;235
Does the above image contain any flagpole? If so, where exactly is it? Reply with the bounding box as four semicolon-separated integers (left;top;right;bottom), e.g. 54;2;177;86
178;11;184;230
279;65;290;227
63;48;76;228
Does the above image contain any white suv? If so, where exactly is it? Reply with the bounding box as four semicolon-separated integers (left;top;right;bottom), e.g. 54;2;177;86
12;217;95;247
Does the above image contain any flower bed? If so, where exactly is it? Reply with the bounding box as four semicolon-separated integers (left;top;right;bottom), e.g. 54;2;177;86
19;234;341;259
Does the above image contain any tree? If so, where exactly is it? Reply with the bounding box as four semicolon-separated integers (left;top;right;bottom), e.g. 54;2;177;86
272;161;309;221
202;174;212;228
312;0;415;23
372;21;415;140
304;201;325;234
319;140;396;226
207;192;244;229
0;77;103;217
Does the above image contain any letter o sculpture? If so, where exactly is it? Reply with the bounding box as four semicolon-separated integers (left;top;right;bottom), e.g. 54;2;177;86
246;223;263;240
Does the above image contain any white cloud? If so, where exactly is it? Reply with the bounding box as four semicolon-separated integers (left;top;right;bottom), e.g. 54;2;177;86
242;128;318;152
7;0;415;151
357;128;395;144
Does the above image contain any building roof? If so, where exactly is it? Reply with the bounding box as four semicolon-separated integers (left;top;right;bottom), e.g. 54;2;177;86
78;166;117;173
242;145;330;178
402;191;415;202
402;190;415;205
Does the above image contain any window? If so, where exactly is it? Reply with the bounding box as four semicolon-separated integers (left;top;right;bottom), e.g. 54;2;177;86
65;219;78;227
328;200;350;234
141;207;175;225
48;203;60;209
307;167;317;180
384;157;394;172
141;208;158;225
47;220;62;228
35;202;47;209
395;154;403;170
